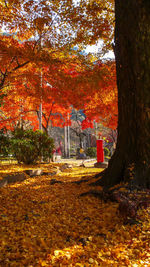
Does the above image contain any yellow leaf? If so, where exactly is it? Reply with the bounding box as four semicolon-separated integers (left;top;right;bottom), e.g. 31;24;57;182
41;261;47;267
89;258;94;263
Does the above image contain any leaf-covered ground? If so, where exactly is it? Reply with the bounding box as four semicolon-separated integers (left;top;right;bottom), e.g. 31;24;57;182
0;162;150;266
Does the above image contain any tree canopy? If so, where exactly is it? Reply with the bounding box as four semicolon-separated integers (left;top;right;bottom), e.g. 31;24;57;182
0;0;117;131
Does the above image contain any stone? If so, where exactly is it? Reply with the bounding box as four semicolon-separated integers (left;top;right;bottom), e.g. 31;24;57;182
4;173;26;183
25;169;43;177
94;162;108;168
59;163;73;171
0;173;26;188
42;169;60;176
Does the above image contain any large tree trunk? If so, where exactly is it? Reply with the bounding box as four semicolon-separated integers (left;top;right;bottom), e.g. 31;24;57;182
96;0;150;189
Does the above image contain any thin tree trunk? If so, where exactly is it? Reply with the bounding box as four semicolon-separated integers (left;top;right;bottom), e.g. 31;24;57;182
95;0;150;189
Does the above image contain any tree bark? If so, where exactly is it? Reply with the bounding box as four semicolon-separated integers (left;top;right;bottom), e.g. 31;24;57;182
96;0;150;189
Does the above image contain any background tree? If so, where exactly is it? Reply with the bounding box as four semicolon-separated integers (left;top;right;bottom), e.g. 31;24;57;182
56;59;118;129
70;109;87;149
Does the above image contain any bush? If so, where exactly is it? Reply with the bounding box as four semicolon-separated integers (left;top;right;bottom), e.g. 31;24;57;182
104;147;110;157
85;147;97;158
11;128;54;164
0;129;12;156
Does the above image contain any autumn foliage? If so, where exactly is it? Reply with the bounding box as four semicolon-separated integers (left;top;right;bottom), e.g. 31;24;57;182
0;162;149;266
0;0;117;131
0;54;117;131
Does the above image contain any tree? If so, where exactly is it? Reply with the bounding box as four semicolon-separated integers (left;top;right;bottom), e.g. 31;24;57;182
82;60;117;129
95;0;150;189
0;0;113;97
0;85;72;132
0;1;117;139
0;49;118;136
57;59;118;129
70;109;91;149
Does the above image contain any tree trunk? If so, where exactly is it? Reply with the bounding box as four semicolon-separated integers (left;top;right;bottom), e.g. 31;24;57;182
96;0;150;189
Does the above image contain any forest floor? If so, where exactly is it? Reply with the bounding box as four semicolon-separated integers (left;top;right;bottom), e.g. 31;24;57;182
0;161;149;267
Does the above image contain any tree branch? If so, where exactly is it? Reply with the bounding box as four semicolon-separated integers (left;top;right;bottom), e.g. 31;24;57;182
10;60;30;73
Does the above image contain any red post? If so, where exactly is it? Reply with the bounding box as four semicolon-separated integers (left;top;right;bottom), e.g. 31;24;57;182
96;139;104;163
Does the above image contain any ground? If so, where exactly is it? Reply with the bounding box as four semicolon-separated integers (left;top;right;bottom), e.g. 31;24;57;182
0;160;149;266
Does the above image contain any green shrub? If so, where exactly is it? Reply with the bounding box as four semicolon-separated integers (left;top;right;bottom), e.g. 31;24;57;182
0;129;12;156
11;128;54;164
86;147;97;158
104;147;110;157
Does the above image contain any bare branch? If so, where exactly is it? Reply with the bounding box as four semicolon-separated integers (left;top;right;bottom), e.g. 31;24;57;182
9;60;30;73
